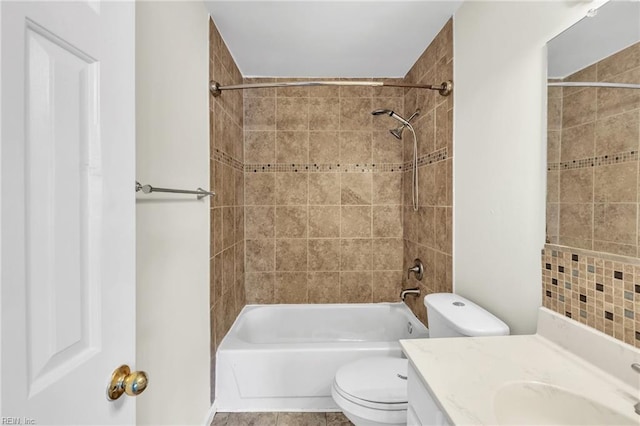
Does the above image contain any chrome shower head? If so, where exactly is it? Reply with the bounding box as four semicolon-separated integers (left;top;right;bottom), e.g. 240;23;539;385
383;109;421;140
390;126;404;140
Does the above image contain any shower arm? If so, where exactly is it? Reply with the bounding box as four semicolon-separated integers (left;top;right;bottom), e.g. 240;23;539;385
406;110;420;123
395;109;420;128
210;80;452;97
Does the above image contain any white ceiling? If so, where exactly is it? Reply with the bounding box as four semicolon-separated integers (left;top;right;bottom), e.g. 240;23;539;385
205;1;462;78
548;0;640;79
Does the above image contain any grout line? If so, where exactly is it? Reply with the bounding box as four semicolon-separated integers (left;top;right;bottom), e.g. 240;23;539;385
637;107;640;258
370;167;374;302
591;76;596;252
306;86;311;304
241;84;248;306
556;86;563;244
338;89;343;302
273;90;278;304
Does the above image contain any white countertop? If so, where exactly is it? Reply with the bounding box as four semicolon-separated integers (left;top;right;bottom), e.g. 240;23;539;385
400;308;640;425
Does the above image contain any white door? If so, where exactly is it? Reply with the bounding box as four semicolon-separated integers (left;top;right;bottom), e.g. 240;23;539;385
0;1;136;424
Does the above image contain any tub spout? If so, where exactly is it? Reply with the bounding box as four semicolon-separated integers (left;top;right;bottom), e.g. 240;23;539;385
400;288;420;301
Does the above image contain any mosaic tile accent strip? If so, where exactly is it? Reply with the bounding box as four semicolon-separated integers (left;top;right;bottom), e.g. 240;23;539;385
213;148;243;171
547;150;638;171
412;147;448;169
244;162;405;173
244;148;448;173
542;244;640;348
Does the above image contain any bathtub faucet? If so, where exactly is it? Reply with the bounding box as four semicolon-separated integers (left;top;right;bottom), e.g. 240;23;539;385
407;258;424;281
400;288;420;301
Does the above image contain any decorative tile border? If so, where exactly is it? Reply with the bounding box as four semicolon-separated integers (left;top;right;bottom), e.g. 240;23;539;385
213;148;243;171
542;244;640;348
413;147;448;169
244;148;448;173
244;162;404;173
547;150;638;171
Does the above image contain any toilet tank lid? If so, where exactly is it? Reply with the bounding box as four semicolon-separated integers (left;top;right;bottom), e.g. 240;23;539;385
424;293;510;336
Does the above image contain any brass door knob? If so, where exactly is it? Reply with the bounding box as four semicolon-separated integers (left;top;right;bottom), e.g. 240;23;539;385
107;365;148;400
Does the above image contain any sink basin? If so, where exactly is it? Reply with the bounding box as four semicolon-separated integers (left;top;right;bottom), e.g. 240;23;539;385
493;381;638;425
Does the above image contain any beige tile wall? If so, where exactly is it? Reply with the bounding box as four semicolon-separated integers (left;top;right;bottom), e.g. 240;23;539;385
545;41;640;347
547;41;640;256
242;20;454;325
210;19;246;400
210;20;454;362
402;20;454;324
243;79;406;305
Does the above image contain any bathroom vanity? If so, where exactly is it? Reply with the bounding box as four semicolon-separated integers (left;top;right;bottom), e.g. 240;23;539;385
401;307;640;425
406;362;449;426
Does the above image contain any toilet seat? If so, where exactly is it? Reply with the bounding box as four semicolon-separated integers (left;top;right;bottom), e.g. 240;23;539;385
333;384;408;411
333;357;408;408
331;357;409;426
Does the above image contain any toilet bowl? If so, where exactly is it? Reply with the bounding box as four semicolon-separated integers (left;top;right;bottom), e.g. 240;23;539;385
332;293;510;426
331;357;409;426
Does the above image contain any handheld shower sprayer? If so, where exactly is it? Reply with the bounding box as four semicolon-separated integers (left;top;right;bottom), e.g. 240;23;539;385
371;109;411;126
371;109;420;140
390;110;420;140
371;107;421;211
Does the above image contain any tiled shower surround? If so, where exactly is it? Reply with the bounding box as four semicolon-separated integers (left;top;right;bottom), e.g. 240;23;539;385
244;80;403;303
209;20;246;400
209;17;453;388
242;20;453;322
243;79;407;304
401;21;453;324
545;41;640;347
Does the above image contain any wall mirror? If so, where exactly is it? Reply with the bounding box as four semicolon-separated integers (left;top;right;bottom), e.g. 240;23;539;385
546;0;640;258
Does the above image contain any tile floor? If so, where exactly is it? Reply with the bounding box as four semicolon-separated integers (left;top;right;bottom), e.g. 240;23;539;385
211;412;354;426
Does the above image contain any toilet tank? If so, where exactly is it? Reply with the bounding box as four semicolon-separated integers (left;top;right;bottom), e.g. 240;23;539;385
424;293;510;338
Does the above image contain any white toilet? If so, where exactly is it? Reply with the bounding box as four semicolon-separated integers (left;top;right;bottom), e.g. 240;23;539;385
331;293;509;426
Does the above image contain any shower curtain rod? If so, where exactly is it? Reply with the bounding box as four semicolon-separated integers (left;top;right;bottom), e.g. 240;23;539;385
209;79;453;97
135;181;215;200
547;81;640;90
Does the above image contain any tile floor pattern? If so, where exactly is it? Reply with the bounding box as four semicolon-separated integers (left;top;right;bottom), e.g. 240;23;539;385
211;412;354;426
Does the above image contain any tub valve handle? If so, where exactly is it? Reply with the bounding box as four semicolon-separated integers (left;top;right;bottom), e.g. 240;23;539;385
407;258;424;281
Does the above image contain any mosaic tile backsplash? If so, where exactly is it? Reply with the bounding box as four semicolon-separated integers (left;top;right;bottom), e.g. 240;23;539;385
542;244;640;348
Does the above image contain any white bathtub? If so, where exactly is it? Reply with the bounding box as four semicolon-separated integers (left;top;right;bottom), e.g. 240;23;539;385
215;302;429;412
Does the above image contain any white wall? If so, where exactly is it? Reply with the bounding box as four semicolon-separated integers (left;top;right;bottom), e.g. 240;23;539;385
135;2;210;424
453;0;606;334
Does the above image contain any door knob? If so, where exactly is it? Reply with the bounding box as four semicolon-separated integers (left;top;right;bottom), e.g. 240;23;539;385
107;365;148;400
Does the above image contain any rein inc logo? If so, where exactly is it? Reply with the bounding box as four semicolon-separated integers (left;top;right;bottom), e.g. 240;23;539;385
1;418;35;425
